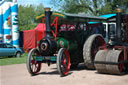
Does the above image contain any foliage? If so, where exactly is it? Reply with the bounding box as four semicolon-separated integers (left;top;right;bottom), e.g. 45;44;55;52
18;4;44;31
0;53;28;66
111;0;128;13
100;0;128;14
99;1;115;15
51;0;128;16
35;3;44;16
19;23;37;31
18;5;35;26
51;0;106;16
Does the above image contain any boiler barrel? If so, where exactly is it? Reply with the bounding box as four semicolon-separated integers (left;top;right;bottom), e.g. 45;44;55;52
57;37;78;51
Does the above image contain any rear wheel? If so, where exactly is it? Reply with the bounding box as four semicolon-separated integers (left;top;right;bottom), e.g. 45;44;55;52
26;48;42;76
57;48;70;77
16;52;21;58
83;34;106;69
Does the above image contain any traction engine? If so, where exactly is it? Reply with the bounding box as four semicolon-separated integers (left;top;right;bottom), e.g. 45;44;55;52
94;9;128;75
26;8;70;76
26;8;107;76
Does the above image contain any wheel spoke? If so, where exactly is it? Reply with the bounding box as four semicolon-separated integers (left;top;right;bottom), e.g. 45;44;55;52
57;48;70;76
31;60;34;64
34;64;38;72
61;54;68;71
61;54;66;65
27;48;41;76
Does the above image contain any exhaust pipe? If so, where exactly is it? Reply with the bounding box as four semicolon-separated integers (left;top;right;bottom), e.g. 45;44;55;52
44;8;52;38
116;8;122;42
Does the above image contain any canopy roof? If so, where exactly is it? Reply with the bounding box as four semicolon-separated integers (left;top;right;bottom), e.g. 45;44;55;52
106;14;128;22
89;14;116;24
36;11;107;23
99;14;116;18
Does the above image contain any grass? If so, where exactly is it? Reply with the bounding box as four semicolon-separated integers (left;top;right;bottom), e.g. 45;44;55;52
0;53;28;66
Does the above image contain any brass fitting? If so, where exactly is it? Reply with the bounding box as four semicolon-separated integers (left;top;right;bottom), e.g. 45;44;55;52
44;8;51;11
116;8;123;13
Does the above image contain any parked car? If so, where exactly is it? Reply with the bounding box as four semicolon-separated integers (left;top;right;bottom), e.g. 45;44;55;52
0;43;23;58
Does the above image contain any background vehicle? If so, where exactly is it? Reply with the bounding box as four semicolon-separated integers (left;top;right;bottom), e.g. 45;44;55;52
26;8;107;76
0;43;23;58
94;9;128;75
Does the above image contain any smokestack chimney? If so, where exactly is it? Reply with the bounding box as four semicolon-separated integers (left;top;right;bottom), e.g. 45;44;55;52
116;8;122;42
44;8;52;38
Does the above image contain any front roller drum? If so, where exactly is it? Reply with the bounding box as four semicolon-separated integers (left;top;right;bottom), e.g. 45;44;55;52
57;48;70;77
26;48;42;76
95;50;126;75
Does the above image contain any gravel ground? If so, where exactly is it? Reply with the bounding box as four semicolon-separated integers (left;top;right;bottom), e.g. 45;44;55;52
0;63;128;85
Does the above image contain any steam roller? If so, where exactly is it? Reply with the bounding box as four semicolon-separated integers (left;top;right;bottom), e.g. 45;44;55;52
94;9;128;75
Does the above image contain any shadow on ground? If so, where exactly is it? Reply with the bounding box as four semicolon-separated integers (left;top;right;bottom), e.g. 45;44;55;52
37;63;91;76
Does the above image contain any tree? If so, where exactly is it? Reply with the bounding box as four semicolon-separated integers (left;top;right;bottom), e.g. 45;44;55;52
35;3;44;16
51;0;128;16
18;4;44;31
112;0;128;13
18;5;36;26
99;1;115;15
100;0;128;14
51;0;106;16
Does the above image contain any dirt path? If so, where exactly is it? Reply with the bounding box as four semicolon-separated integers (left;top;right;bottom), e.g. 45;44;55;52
0;63;128;85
